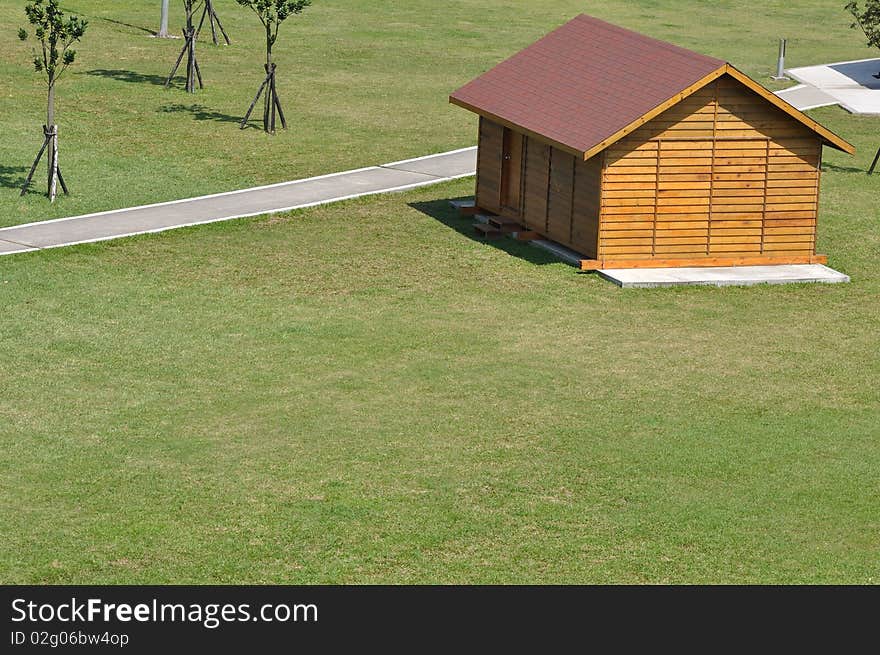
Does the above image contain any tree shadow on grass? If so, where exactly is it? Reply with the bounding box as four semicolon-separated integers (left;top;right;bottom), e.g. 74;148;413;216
0;165;28;191
85;69;170;87
158;103;242;125
408;198;565;267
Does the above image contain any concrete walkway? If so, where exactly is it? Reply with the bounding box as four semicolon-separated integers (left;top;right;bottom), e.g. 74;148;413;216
0;147;477;256
778;57;880;114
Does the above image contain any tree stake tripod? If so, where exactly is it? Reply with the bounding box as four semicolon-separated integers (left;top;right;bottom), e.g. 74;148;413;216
21;124;68;202
240;63;287;134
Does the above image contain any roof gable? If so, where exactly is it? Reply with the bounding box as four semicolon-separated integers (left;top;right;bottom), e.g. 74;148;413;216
450;15;854;157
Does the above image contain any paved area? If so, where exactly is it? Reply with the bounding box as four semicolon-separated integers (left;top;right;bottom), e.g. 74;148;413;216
781;57;880;114
774;84;837;110
598;264;850;288
0;147;477;256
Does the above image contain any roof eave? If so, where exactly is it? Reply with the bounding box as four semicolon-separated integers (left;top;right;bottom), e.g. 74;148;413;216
449;95;586;158
451;62;855;159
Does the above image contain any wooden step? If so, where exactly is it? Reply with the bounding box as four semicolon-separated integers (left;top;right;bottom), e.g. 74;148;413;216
474;223;503;239
449;199;481;216
489;217;525;233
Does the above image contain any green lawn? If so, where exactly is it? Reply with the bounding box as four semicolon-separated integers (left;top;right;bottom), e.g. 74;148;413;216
0;1;879;584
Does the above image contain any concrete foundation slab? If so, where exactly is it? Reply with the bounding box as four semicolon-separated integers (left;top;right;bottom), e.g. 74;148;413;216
597;264;850;288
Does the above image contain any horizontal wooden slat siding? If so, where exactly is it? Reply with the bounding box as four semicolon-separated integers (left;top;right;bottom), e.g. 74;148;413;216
547;148;575;244
653;138;713;255
763;137;821;253
571;153;602;257
521;136;551;233
586;73;826;265
476;117;503;213
709;137;765;254
600;141;658;257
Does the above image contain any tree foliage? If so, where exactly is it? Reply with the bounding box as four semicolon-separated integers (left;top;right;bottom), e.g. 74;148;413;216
18;0;87;84
235;0;310;56
847;1;880;49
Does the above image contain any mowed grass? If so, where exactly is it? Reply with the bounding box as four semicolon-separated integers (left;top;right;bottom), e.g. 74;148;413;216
0;1;878;583
1;176;879;584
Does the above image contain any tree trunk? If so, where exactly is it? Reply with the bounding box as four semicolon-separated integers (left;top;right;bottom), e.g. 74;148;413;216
264;28;273;132
47;76;55;128
158;0;170;38
47;76;57;201
49;127;58;202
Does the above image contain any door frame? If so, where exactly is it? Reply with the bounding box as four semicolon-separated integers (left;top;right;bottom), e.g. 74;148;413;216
500;128;524;214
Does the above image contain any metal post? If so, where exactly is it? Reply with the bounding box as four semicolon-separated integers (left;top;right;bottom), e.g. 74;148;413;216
159;0;170;37
771;38;788;80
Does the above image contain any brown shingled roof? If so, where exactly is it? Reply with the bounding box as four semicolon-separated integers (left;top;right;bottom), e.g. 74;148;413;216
450;14;854;157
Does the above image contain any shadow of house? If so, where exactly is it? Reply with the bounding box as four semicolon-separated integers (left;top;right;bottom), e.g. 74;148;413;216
85;69;171;87
158;104;242;125
829;59;880;89
408;198;563;267
0;165;28;191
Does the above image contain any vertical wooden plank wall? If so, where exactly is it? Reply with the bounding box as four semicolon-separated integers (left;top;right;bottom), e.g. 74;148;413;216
522;139;551;232
598;76;821;262
516;138;601;257
571;155;602;258
547;149;575;243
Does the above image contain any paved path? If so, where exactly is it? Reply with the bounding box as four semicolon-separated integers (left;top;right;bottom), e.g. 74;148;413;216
0;147;477;256
774;84;837;111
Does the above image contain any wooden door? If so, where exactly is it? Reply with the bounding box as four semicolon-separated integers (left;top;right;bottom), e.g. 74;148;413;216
501;128;524;213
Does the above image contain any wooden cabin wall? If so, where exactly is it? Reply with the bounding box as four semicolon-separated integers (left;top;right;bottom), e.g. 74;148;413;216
599;75;821;262
522;139;551;232
474;118;602;258
514;138;601;258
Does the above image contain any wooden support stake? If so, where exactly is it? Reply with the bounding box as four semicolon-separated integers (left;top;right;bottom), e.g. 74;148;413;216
868;146;880;175
20;125;69;200
241;74;270;129
21;130;50;196
242;63;287;134
196;0;230;46
166;26;202;92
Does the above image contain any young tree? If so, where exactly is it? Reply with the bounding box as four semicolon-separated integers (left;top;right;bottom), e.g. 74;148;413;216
166;1;204;93
237;0;311;134
846;1;880;50
18;0;87;201
848;2;880;172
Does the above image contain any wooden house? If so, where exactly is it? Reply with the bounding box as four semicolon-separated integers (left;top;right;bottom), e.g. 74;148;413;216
449;15;854;270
